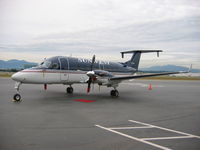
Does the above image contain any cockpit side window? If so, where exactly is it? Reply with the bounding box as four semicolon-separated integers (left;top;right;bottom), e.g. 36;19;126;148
47;57;60;70
51;63;60;69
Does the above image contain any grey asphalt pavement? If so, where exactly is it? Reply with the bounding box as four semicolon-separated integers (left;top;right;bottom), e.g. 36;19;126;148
0;78;200;150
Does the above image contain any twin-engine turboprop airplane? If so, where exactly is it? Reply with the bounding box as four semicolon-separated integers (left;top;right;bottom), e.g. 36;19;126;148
11;50;189;101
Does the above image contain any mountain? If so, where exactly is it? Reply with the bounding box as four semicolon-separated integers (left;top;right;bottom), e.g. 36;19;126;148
141;65;200;73
1;59;200;73
0;59;37;69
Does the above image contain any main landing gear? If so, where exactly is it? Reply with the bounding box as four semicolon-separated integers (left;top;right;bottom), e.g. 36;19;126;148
110;89;119;97
13;82;22;102
66;86;73;94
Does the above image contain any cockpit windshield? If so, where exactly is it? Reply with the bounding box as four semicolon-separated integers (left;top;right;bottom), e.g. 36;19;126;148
37;57;60;69
39;60;51;68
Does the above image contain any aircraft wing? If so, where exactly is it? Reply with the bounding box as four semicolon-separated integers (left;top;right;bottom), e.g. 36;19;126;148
110;71;188;81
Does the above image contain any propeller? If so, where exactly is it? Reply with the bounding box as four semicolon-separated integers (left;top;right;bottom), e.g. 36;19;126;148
87;55;95;93
91;55;95;70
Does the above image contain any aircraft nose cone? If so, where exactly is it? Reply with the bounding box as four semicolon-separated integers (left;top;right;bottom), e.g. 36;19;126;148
11;72;19;81
11;72;23;82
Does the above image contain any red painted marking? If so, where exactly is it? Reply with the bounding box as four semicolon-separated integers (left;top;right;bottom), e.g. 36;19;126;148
87;88;90;93
148;84;152;90
44;84;47;90
74;99;95;103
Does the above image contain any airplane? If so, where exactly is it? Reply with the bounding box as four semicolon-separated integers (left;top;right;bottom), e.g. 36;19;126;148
11;50;189;102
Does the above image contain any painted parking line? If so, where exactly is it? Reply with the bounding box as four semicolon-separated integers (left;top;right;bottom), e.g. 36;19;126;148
129;120;200;139
95;120;200;150
95;124;171;150
109;126;153;130
141;135;195;141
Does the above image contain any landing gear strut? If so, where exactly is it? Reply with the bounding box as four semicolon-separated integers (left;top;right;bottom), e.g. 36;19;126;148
110;89;119;97
13;82;22;102
66;86;73;94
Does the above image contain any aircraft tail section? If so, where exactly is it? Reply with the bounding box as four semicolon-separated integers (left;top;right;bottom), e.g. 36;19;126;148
121;50;163;71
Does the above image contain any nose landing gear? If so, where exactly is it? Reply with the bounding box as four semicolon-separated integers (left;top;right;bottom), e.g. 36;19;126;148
13;82;22;102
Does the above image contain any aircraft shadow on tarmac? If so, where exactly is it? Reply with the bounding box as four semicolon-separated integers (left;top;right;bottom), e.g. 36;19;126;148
20;89;149;105
14;83;153;104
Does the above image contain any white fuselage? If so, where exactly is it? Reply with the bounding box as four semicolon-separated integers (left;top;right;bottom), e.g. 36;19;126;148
12;69;89;84
11;56;135;85
11;68;132;85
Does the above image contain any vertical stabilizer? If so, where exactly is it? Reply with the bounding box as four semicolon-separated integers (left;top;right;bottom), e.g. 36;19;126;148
121;50;163;70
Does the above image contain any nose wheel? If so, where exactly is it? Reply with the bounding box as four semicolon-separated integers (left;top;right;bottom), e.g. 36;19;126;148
13;93;21;102
66;86;73;94
13;82;22;102
110;89;119;97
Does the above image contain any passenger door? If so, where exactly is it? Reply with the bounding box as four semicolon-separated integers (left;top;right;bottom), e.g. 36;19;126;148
59;57;69;82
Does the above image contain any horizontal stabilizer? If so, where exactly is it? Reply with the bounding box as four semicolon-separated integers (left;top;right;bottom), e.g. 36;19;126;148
121;50;163;58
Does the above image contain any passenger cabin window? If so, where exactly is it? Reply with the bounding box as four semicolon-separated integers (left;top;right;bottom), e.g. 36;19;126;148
78;61;90;71
104;64;113;72
68;58;78;70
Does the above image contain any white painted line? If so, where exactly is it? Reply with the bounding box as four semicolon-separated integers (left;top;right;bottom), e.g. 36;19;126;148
129;120;157;126
109;126;153;130
95;124;172;150
142;135;195;141
129;120;200;139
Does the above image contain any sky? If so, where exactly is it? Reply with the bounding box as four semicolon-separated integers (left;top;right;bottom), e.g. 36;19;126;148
0;0;200;68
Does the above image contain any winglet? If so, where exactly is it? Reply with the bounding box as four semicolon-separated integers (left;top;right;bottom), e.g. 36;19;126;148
178;64;192;74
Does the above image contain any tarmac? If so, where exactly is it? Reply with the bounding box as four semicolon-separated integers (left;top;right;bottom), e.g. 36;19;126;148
0;78;200;150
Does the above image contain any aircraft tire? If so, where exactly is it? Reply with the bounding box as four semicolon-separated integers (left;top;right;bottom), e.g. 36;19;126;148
67;87;73;94
13;94;21;102
110;90;119;97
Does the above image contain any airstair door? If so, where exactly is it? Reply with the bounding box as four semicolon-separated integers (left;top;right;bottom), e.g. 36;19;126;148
59;57;69;82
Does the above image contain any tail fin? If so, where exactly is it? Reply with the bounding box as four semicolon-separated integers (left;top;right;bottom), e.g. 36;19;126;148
188;64;192;72
121;50;163;70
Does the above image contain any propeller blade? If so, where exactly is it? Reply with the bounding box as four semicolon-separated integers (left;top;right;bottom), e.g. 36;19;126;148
87;84;90;93
87;55;96;93
91;55;95;71
87;77;92;93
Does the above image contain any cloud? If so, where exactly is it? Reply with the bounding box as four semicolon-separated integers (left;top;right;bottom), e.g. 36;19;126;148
0;0;200;68
1;0;200;36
